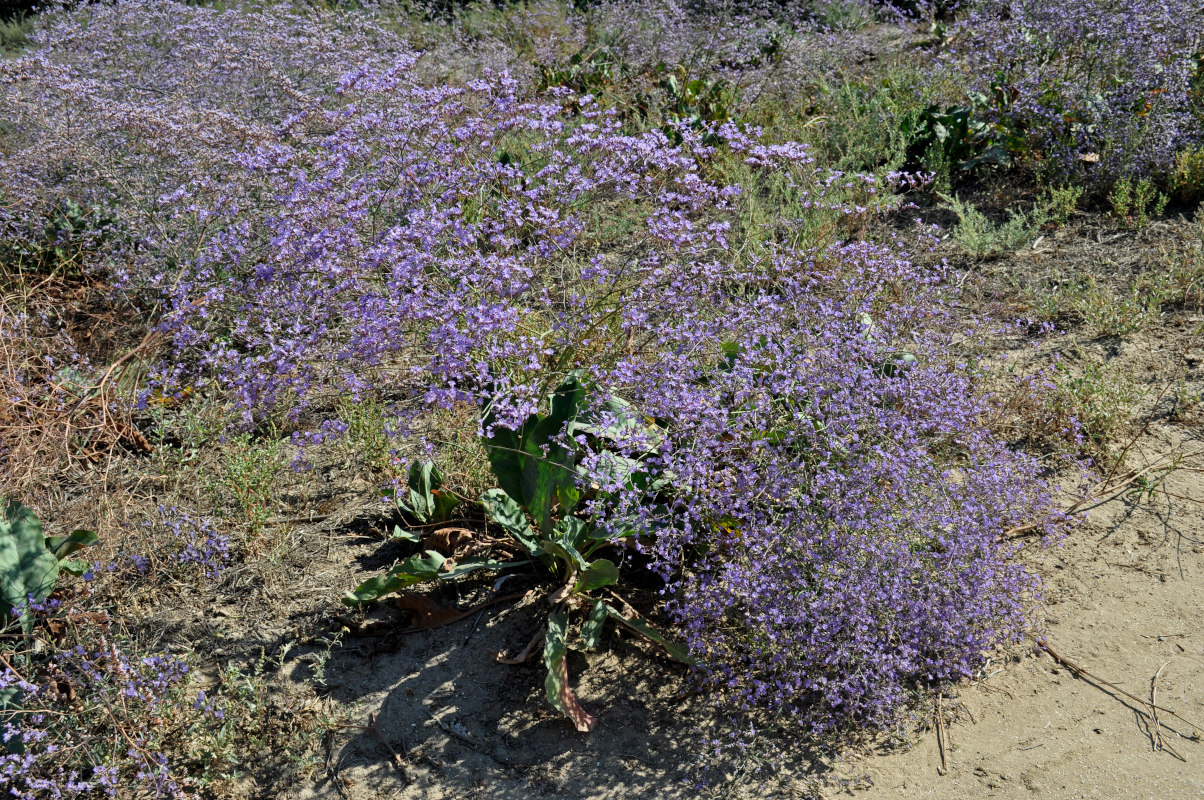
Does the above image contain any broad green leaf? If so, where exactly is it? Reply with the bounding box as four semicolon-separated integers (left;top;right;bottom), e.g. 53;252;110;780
0;500;59;634
556;483;581;516
544;608;595;732
580;600;609;650
57;558;91;577
45;529;98;559
591;451;646;489
483;423;526;504
341;550;445;606
389;525;421;543
398;461;460;524
480;489;541;555
431;489;461;522
544;539;589;571
521;415;574;534
555;516;590;551
588;518;637;540
439;557;528;580
548;373;586;430
0;687;24;754
573;559;619;594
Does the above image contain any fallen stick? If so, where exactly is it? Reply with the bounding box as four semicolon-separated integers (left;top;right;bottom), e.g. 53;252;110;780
1152;660;1188;762
1035;639;1204;752
935;694;949;776
368;712;410;784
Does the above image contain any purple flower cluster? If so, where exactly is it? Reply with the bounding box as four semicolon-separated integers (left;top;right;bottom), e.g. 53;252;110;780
575;238;1062;729
0;626;191;799
155;507;230;580
0;0;1063;737
947;0;1204;183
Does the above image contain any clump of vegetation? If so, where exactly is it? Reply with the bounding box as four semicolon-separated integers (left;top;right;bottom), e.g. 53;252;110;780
943;193;1043;259
1169;147;1204;204
0;0;1063;747
8;0;1204;793
950;0;1204;188
1051;358;1140;455
1109;176;1168;228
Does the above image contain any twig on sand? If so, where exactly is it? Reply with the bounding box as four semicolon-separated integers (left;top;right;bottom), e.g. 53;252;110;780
1151;660;1188;761
1035;638;1203;759
1008;448;1204;540
935;695;949;776
369;712;410;784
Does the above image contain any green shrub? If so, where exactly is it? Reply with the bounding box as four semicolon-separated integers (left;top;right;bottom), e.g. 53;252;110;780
1038;184;1084;226
1108;176;1168;227
1169;147;1204;204
943;194;1042;259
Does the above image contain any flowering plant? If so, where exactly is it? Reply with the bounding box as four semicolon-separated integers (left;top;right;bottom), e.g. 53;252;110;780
948;0;1204;184
0;0;1063;745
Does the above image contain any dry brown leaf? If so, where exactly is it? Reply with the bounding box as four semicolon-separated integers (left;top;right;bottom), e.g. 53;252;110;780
394;594;463;628
425;526;475;555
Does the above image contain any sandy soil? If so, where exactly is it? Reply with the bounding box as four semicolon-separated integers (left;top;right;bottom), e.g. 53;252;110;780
854;442;1204;800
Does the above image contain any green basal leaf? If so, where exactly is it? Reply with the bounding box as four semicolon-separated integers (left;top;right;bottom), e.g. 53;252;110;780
45;529;99;559
543;608;595;732
548;373;586;430
555;516;590;551
580;599;609;650
587;525;632;541
604;603;696;665
397;461;459;524
573;559;619;594
439;557;528;579
57;558;91;577
544;539;589;572
556;483;581;516
483;419;526;504
480;489;542;555
431;489;461;522
341;550;445;606
0;686;24;755
389;525;421;543
520;412;579;534
0;500;59;635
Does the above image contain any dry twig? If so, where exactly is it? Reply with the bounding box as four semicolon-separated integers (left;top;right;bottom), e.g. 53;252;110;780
1036;639;1203;759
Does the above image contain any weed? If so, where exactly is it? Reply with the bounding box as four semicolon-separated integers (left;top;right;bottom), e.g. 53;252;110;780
182;645;332;794
771;65;944;176
812;0;876;31
943;194;1043;259
1170;147;1204;204
1169;377;1201;422
1064;274;1157;337
902;100;1010;178
1108;177;1168;228
0;501;96;633
1052;358;1139;456
211;431;284;538
337;395;399;480
1038;184;1084;226
0;13;32;56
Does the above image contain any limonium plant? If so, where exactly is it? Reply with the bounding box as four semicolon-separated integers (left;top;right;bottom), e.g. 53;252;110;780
0;0;1066;771
948;0;1204;184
